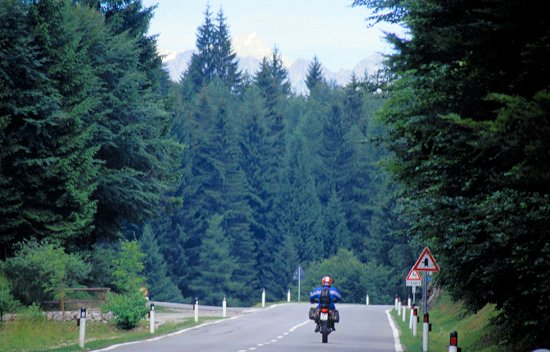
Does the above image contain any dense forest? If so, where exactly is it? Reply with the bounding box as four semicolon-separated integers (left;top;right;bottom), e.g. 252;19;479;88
1;0;548;350
1;0;410;307
352;0;550;349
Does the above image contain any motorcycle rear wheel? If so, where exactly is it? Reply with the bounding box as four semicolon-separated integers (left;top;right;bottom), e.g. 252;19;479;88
321;320;329;343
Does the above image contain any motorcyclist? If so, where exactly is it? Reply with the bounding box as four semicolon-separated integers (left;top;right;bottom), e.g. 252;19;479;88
309;276;341;332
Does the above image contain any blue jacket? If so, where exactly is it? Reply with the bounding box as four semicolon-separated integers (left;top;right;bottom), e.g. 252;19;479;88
309;285;342;310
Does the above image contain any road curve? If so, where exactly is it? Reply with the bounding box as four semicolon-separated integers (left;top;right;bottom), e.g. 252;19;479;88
94;303;400;352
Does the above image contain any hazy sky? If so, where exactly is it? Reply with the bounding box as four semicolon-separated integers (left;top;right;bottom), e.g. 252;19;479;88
141;0;404;71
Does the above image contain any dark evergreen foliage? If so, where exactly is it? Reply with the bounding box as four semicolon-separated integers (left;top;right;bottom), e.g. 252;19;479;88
305;56;326;94
1;1;408;314
355;0;550;349
182;6;241;94
139;224;183;302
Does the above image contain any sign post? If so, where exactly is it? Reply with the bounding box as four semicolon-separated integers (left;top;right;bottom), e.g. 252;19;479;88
412;247;439;352
406;269;422;305
292;266;305;302
412;247;440;314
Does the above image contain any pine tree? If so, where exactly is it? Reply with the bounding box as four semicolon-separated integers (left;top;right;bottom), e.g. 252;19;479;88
354;0;550;348
305;56;326;94
323;188;351;256
276;136;325;263
139;223;183;302
0;0;100;249
88;2;183;241
182;6;241;94
0;0;39;254
182;5;216;92
30;0;101;244
190;214;237;306
213;8;242;92
253;51;291;297
237;87;272;297
317;102;354;203
273;234;299;298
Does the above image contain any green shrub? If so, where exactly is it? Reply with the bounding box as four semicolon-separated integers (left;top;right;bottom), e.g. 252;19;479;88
103;292;147;329
112;239;145;294
101;239;148;329
19;303;45;322
0;272;19;314
3;239;91;306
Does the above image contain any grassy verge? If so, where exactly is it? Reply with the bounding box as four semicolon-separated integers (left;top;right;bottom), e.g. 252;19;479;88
392;291;499;352
0;316;221;352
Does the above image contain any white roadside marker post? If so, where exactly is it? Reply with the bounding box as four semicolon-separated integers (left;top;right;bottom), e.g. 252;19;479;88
413;307;418;337
262;288;266;308
149;303;155;334
398;298;402;316
222;296;227;318
402;301;407;322
194;298;199;323
287;289;291;303
366;294;369;306
409;304;414;330
79;307;86;348
423;313;431;352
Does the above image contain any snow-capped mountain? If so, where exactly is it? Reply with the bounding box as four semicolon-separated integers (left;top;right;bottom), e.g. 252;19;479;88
160;33;384;94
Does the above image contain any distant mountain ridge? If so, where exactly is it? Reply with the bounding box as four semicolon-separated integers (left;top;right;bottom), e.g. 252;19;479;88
160;32;384;94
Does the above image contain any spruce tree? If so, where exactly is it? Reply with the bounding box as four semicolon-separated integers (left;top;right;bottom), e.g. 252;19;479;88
0;0;100;249
276;136;325;262
87;1;182;241
182;5;216;92
323;188;352;257
305;55;326;94
213;8;242;92
139;223;183;302
190;214;237;306
253;50;291;297
0;0;39;254
354;0;550;348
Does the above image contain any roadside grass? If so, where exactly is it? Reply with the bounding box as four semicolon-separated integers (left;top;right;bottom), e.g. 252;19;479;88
392;291;500;352
0;316;221;352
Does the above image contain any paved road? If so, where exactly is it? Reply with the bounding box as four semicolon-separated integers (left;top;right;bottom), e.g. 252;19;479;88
95;303;399;352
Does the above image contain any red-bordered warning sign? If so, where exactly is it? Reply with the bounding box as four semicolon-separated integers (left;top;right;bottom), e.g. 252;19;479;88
407;269;421;281
406;269;422;286
412;247;440;272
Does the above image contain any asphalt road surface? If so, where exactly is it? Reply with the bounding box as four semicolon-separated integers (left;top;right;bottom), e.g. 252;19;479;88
95;303;400;352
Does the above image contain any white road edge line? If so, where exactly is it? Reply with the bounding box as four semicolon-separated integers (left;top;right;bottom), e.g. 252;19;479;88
386;309;404;352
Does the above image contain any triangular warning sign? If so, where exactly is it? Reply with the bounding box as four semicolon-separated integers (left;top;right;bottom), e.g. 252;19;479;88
412;247;440;272
406;269;421;281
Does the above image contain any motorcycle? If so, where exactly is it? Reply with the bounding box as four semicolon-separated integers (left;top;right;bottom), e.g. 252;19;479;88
309;306;340;343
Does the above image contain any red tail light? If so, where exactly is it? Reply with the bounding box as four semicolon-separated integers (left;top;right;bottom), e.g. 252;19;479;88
321;308;329;313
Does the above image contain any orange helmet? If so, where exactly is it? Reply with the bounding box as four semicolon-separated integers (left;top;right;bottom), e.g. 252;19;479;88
322;276;333;286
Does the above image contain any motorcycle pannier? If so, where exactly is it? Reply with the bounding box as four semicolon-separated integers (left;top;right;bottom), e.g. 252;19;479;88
332;309;340;323
309;307;316;320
